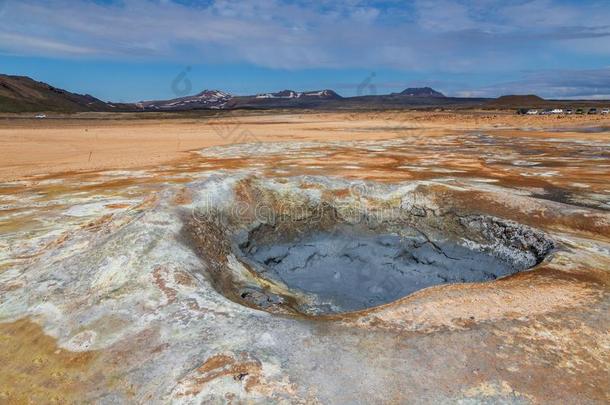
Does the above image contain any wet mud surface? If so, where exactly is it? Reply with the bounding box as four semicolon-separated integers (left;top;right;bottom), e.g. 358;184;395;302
243;228;542;313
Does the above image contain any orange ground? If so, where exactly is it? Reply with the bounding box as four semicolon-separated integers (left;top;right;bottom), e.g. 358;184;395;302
1;110;609;182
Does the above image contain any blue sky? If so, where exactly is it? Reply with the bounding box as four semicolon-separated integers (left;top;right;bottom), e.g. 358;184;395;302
1;0;609;101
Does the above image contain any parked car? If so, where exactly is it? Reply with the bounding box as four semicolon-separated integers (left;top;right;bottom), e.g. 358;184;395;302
588;108;598;114
565;109;574;114
602;108;610;115
526;109;539;115
516;108;529;115
540;109;553;115
576;109;585;115
551;108;563;114
35;114;47;119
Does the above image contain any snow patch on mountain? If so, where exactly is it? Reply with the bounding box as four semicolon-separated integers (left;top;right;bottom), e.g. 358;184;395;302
138;90;232;110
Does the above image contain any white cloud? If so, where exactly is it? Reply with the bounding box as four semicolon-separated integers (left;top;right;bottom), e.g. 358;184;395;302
457;68;610;98
0;32;100;55
0;0;609;74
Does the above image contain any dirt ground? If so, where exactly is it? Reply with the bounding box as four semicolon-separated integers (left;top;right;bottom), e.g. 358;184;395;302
1;110;608;181
1;110;609;403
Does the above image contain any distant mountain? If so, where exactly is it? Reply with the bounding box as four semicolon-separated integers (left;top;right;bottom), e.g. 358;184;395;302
224;89;343;109
490;94;545;106
255;89;301;99
300;89;342;99
0;74;121;113
254;89;342;100
398;87;445;98
137;88;342;111
137;90;232;110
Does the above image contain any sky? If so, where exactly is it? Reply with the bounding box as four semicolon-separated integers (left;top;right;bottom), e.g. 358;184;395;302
0;0;609;102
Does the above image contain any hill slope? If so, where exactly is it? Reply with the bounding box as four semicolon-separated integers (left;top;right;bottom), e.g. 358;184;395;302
488;94;545;106
0;74;119;113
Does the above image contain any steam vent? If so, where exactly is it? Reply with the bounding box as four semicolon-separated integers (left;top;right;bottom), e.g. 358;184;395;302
2;116;609;403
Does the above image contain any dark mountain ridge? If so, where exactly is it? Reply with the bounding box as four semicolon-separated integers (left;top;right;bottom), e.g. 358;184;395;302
0;74;121;113
2;75;607;113
398;87;446;97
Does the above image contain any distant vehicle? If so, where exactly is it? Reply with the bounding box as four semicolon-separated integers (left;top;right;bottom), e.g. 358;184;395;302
516;108;529;115
540;109;553;115
588;108;598;114
565;109;574;114
576;109;585;115
526;109;538;115
602;108;609;114
551;108;563;114
35;114;47;119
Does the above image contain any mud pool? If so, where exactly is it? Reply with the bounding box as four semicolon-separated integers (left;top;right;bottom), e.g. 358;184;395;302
242;228;543;313
188;177;555;316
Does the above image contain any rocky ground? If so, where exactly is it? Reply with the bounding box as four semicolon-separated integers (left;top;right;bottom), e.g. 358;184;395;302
0;112;609;403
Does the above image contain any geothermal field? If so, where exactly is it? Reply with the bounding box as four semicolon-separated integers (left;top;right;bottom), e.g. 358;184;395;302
1;111;609;403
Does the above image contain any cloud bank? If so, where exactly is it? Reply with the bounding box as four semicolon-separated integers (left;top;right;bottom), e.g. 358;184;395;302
1;0;609;97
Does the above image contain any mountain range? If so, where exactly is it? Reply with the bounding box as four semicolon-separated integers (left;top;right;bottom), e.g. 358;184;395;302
0;74;458;112
1;74;607;113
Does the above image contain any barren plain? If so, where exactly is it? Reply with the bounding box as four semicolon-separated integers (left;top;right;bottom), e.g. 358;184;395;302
0;111;609;403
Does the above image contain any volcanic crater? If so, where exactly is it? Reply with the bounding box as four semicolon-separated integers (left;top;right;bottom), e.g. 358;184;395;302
187;177;555;316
